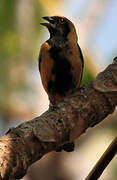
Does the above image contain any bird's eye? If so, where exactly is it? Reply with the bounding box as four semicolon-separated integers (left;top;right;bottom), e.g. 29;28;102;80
60;18;64;24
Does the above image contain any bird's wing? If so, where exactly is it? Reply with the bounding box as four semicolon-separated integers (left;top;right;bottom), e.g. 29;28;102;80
38;42;54;94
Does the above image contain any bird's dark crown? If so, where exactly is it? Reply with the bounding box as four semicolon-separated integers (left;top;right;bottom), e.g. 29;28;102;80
41;15;78;41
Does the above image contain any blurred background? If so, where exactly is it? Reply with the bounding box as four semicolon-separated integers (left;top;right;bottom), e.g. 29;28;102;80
0;0;117;179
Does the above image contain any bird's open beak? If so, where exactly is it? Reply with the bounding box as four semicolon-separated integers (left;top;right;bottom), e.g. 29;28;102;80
40;16;55;28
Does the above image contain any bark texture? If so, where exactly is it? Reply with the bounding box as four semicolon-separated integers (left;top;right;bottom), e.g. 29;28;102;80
0;57;117;179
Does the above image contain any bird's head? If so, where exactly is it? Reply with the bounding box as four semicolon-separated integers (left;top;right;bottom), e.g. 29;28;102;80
41;15;78;42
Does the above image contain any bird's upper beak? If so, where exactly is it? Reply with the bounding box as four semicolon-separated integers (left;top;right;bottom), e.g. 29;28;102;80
40;16;55;28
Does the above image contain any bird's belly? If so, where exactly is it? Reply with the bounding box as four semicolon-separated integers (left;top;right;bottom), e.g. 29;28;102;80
47;56;77;97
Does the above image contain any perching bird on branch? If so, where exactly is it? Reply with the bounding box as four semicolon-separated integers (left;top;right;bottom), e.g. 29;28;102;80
38;15;84;152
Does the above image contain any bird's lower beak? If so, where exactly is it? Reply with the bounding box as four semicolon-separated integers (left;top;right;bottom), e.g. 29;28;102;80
40;16;55;28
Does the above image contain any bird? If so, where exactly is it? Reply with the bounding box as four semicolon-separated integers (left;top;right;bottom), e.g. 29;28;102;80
38;15;84;152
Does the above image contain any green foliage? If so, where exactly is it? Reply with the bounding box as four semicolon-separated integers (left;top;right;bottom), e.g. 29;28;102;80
82;65;94;86
0;0;19;61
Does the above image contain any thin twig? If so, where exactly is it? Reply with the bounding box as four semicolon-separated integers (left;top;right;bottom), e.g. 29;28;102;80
85;137;117;180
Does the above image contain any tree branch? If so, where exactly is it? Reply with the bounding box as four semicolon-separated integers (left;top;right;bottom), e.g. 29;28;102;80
0;57;117;180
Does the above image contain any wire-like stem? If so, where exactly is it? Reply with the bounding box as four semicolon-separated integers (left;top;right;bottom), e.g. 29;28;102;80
85;137;117;180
